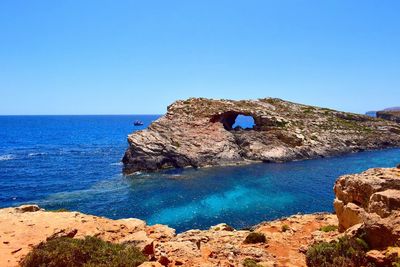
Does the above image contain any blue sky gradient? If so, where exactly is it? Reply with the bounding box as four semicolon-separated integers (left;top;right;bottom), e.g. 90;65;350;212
0;1;399;114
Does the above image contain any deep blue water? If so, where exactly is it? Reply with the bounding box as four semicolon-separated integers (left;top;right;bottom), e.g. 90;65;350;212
0;115;400;232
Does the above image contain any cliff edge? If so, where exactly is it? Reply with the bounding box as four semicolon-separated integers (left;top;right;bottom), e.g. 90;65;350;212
377;110;400;123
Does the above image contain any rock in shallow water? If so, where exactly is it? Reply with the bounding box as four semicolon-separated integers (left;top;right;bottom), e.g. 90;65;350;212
123;97;400;174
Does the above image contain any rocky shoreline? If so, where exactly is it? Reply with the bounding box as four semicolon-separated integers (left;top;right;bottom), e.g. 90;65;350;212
123;98;400;174
1;165;399;266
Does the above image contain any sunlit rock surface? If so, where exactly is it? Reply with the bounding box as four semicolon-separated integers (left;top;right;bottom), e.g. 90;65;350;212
334;166;400;249
0;206;337;267
123;98;400;174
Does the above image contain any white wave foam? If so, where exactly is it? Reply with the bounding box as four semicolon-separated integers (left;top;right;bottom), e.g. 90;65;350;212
110;162;123;166
0;154;15;161
28;152;47;157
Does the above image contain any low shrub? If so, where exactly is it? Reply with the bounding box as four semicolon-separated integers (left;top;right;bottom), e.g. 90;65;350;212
244;232;266;244
306;236;373;267
243;258;263;267
21;236;146;267
281;224;290;232
319;225;338;232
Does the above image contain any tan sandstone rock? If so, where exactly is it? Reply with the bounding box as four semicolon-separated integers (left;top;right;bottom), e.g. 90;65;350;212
139;262;163;267
369;189;400;217
334;166;400;249
0;205;338;267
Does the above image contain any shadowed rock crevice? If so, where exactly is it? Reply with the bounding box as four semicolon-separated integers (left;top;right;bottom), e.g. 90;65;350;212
123;97;400;174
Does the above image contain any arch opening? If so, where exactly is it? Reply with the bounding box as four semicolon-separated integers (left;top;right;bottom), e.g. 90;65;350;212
232;114;255;130
210;112;257;131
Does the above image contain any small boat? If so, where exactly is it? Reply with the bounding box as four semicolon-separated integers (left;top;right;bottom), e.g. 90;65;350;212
134;120;144;126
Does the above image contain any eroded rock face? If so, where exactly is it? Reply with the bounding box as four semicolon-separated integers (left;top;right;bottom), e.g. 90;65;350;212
334;166;400;249
377;111;400;123
123;98;400;174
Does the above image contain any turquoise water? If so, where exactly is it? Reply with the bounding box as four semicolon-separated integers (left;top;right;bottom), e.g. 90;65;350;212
0;115;399;232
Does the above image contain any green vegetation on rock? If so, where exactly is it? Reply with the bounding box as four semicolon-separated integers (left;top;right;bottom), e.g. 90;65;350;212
319;225;338;232
281;224;290;232
21;236;146;267
302;106;316;114
244;232;266;244
243;258;263;267
393;260;400;267
306;236;373;267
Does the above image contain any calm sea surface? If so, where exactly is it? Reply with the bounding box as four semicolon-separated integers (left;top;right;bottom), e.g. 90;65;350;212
0;115;399;232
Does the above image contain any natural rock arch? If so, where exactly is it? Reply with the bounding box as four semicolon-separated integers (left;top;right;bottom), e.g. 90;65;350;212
123;97;400;174
210;111;258;131
232;114;255;130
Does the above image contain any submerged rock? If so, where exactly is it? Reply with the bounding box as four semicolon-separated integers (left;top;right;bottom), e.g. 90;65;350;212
123;97;400;174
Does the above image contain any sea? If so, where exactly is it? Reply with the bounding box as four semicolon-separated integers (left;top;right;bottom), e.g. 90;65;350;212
0;115;399;232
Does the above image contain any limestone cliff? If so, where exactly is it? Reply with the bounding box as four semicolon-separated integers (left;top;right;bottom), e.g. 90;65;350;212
377;110;400;123
123;97;400;174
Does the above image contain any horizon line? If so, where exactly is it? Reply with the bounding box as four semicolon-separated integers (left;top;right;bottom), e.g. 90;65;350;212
0;114;164;116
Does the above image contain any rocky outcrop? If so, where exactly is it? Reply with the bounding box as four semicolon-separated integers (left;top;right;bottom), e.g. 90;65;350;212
0;205;337;267
123;98;400;173
334;166;400;249
377;111;400;123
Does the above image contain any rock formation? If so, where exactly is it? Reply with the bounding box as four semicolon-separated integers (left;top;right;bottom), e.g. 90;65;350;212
334;166;400;249
0;205;337;267
377;110;400;123
123;98;400;174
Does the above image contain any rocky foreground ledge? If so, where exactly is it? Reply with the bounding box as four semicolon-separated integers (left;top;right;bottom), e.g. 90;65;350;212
334;166;400;248
1;166;400;266
123;97;400;174
0;205;337;267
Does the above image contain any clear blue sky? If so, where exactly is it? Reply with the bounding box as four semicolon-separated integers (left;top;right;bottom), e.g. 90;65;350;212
0;1;399;115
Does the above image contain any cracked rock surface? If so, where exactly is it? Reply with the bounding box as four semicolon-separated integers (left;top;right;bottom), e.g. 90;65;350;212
334;166;400;249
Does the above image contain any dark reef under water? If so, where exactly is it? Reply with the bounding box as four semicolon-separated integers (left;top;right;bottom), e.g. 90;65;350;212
0;115;399;232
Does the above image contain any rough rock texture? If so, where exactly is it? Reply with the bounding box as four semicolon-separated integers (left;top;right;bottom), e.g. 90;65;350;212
334;166;400;249
0;206;337;267
377;110;400;123
123;98;400;173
